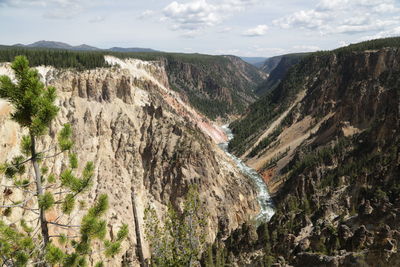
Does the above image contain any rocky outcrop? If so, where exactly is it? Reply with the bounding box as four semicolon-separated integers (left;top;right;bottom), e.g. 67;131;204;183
0;57;260;265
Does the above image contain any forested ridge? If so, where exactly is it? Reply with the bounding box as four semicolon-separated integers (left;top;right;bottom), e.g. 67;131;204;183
0;45;262;120
0;45;230;70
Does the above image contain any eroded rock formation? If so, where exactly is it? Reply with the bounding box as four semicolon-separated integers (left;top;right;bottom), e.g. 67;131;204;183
0;57;260;265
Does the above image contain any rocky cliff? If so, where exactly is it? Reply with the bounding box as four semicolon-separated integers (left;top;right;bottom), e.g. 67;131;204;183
164;54;266;120
0;56;260;265
255;53;309;96
219;40;400;266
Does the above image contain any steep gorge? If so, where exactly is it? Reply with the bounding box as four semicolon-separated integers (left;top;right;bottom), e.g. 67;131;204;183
222;41;400;266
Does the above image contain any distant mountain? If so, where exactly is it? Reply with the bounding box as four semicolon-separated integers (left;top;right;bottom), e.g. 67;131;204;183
12;40;159;53
14;40;99;51
240;57;267;68
109;47;159;53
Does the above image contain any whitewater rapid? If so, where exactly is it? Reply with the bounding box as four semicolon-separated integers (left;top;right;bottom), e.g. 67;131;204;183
219;125;275;222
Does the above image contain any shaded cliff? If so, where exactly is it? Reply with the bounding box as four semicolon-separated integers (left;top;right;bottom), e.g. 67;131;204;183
255;53;309;96
217;38;400;266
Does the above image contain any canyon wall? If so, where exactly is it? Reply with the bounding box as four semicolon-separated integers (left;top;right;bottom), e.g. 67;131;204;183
0;57;260;265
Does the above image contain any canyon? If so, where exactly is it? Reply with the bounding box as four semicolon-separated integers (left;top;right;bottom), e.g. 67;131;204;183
1;37;400;267
0;55;263;265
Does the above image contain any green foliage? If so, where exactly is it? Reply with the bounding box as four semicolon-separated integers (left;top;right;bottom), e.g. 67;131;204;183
47;173;56;183
60;163;93;193
0;46;109;70
20;219;33;234
20;135;31;156
264;255;275;267
334;37;400;54
187;92;231;120
45;244;65;264
2;156;27;179
117;224;129;241
58;233;68;245
58;124;74;151
0;221;35;266
144;185;208;266
62;193;75;215
0;56;59;136
69;153;78;169
0;56;128;266
38;191;55;211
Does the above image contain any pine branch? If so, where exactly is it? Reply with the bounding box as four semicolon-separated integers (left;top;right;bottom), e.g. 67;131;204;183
37;143;57;155
39;150;64;160
54;190;72;195
0;185;37;195
47;222;81;228
0;195;35;208
49;235;79;238
0;181;35;188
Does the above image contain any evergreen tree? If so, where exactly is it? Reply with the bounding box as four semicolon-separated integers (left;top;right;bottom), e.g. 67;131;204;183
0;56;128;266
144;185;208;267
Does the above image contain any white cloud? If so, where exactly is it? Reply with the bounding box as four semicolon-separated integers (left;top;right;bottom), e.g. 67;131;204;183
373;3;400;13
162;0;259;36
243;25;268;37
244;44;321;57
138;10;155;19
215;48;240;55
273;9;331;30
0;0;46;7
316;0;348;11
163;0;220;31
292;45;320;51
361;26;400;41
274;0;400;37
218;27;232;33
89;15;105;23
1;0;87;19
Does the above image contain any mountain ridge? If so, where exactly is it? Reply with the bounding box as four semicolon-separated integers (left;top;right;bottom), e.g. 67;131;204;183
12;40;160;53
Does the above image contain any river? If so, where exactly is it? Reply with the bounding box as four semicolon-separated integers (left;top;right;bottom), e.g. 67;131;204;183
219;125;275;222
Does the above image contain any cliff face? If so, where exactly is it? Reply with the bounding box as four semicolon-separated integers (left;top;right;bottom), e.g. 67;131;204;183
0;57;260;265
223;47;400;266
255;53;309;96
165;55;266;120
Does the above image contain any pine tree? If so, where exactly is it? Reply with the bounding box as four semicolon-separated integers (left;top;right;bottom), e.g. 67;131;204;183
0;56;128;266
144;185;208;267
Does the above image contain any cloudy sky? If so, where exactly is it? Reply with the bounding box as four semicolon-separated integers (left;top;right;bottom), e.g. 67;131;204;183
0;0;399;57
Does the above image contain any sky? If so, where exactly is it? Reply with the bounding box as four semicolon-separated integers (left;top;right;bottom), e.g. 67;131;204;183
0;0;399;57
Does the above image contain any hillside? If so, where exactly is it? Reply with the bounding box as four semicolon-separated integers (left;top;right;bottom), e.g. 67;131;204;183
0;46;266;120
220;37;400;266
255;53;309;95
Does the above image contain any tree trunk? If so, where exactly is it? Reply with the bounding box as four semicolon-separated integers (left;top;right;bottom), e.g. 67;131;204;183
131;188;146;267
31;134;50;247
